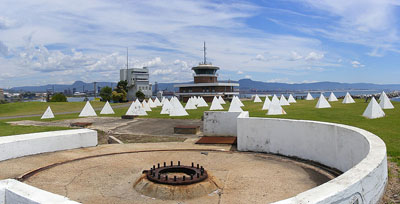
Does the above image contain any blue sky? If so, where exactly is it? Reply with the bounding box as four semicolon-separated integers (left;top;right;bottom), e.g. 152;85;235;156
0;0;399;88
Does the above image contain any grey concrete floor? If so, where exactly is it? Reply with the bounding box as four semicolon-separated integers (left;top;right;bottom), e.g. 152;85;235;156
0;143;334;204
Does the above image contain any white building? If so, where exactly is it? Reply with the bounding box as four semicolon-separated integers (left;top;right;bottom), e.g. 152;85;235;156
120;67;152;101
0;89;4;101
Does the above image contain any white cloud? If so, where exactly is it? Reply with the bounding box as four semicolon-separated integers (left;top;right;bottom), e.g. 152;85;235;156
299;0;399;55
267;78;291;83
0;0;341;87
254;54;264;61
237;70;243;74
290;51;303;60
351;60;365;68
0;16;15;29
305;52;324;61
244;75;251;79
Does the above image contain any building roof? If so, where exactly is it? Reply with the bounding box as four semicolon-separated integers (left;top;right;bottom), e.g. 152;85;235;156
191;64;220;71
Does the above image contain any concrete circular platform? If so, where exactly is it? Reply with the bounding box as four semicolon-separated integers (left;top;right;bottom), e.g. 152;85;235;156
21;148;334;204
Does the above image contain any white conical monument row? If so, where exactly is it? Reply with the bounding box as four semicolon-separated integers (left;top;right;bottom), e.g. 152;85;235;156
262;96;271;110
267;95;286;115
287;94;296;103
315;93;331;109
100;101;115;114
305;92;314;100
363;97;385;119
328;92;338;102
210;96;224;110
379;93;394;109
185;97;197;110
79;101;97;117
228;96;243;112
253;94;262;103
342;92;355;104
279;95;290;106
41;106;55;119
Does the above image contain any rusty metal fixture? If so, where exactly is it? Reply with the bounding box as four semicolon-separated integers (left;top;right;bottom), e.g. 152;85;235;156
70;122;92;128
142;162;208;185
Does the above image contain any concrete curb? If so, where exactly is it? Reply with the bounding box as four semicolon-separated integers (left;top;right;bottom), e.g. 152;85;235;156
237;116;387;204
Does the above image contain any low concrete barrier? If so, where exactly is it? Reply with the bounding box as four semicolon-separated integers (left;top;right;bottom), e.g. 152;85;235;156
0;129;97;161
0;179;78;204
237;117;387;204
203;111;248;136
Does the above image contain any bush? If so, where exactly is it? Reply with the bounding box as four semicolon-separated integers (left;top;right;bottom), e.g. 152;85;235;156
50;93;67;102
136;90;145;100
100;86;112;102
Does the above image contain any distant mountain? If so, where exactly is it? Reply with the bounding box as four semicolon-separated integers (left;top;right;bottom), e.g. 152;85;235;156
10;81;117;92
155;79;400;92
9;79;400;93
236;79;400;92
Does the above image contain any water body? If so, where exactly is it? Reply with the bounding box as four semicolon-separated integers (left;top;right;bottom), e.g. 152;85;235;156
67;97;95;102
392;97;400;102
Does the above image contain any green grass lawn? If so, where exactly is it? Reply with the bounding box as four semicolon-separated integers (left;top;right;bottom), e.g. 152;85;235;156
0;121;70;136
0;98;399;166
0;101;125;117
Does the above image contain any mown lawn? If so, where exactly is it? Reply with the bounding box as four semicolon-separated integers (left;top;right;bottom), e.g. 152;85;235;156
0;101;125;117
0;98;399;166
0;121;70;136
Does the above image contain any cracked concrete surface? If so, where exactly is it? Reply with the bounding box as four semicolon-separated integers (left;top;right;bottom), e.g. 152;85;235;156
0;143;334;204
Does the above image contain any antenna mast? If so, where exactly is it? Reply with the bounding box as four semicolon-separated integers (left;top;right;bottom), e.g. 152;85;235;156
203;41;206;64
126;47;129;70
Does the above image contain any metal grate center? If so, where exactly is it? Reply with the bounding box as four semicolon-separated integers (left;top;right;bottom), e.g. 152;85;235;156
142;161;208;185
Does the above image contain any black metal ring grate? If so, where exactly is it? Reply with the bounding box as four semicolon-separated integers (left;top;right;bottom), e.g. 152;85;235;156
142;161;208;185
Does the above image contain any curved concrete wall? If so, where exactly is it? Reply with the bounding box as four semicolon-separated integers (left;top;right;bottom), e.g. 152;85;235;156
237;117;387;204
0;129;97;162
0;129;97;203
0;179;78;204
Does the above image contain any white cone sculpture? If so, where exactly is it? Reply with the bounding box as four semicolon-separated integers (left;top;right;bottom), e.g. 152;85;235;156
79;101;97;117
328;92;338;102
254;94;262;103
160;99;173;114
262;96;271;110
363;97;385;119
161;97;166;105
170;97;189;116
343;92;355;104
379;94;394;109
100;101;115;114
142;100;152;112
267;96;286;115
305;92;314;100
197;97;208;107
210;96;224;110
379;91;387;101
193;96;199;106
126;100;147;116
316;93;331;108
228;97;243;112
41;106;55;119
148;98;157;108
218;96;226;104
271;94;278;102
234;96;244;107
154;97;162;106
288;94;296;103
279;95;290;106
185;98;197;110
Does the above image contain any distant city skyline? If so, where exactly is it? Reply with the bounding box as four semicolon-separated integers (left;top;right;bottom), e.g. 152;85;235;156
0;0;399;88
